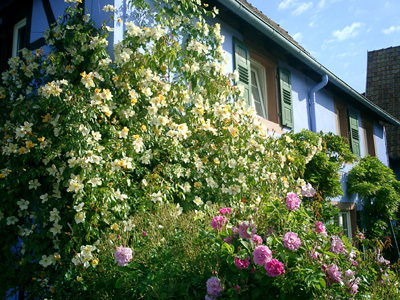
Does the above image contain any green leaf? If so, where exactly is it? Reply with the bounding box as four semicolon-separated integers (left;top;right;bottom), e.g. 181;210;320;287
240;240;250;251
115;276;125;289
319;277;326;288
237;249;249;260
221;242;234;255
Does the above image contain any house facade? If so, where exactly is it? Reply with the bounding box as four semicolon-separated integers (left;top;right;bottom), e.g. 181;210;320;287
1;0;399;259
366;45;400;179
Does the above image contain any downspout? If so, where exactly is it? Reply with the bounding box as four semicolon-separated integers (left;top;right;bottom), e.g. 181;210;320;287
308;75;328;132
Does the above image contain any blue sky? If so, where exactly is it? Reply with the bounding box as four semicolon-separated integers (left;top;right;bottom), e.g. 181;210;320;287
247;0;400;93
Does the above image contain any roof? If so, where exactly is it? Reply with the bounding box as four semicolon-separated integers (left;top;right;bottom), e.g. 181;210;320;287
215;0;400;126
366;46;400;159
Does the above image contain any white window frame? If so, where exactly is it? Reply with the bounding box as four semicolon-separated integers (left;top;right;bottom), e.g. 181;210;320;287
12;18;27;57
361;127;369;157
337;211;352;239
250;60;268;119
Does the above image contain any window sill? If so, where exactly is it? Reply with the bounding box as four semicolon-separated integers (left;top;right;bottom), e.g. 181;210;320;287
256;116;284;135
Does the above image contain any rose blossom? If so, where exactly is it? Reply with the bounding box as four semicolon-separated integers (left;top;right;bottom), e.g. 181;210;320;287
283;232;301;250
252;234;263;246
206;276;223;297
223;236;232;244
326;264;342;283
238;221;256;239
210;216;227;231
265;259;285;277
329;236;344;254
316;221;327;237
252;245;272;266
114;246;133;266
234;256;250;269
301;183;316;197
309;246;321;260
286;192;301;211
219;207;232;215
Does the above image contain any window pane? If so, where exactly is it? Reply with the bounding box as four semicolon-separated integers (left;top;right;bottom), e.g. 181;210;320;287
251;69;266;118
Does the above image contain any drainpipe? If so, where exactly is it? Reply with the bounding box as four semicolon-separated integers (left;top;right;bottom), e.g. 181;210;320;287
308;75;328;132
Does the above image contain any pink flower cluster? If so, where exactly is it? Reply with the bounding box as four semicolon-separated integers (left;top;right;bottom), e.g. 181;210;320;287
301;183;316;197
238;221;256;239
265;259;285;277
316;221;327;237
210;216;227;231
377;249;390;266
329;236;344;254
283;232;301;250
219;207;231;215
114;246;133;266
252;245;272;266
252;234;263;246
344;269;360;295
234;256;250;269
252;245;285;277
206;276;223;298
326;264;342;283
286;192;301;211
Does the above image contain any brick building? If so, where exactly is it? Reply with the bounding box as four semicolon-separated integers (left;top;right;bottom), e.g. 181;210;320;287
366;46;400;178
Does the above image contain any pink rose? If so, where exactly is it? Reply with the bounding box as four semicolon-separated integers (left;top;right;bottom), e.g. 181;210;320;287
326;264;342;283
114;246;133;266
210;216;227;231
219;207;232;215
252;234;263;246
283;232;301;250
224;236;232;244
301;183;316;197
286;192;301;211
238;221;256;239
329;236;344;254
265;259;285;277
316;221;327;237
206;276;223;297
252;245;272;266
234;256;250;269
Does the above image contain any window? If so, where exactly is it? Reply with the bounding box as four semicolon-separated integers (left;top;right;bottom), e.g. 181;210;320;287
12;18;27;57
233;37;293;129
332;201;357;240
334;101;349;140
250;61;267;119
0;0;31;73
336;211;352;239
361;117;376;157
334;101;360;157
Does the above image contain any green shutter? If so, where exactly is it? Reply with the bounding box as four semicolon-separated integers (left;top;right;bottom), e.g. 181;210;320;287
348;110;361;158
278;68;293;128
233;37;251;106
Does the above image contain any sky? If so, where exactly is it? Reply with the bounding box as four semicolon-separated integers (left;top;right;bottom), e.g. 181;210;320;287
246;0;400;93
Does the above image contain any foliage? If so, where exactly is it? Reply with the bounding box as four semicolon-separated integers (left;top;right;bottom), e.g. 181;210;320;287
347;155;400;239
286;130;356;199
0;0;397;299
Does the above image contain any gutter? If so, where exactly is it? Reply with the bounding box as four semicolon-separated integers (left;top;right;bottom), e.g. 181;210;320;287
309;75;329;132
216;0;400;126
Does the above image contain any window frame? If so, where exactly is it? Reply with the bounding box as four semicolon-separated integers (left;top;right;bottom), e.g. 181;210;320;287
361;117;376;157
337;211;352;240
12;18;27;57
250;59;268;119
